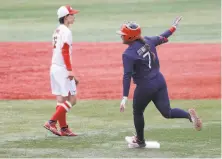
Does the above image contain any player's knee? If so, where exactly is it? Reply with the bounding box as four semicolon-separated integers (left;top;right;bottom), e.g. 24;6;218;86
71;100;76;106
69;96;77;106
161;110;171;119
56;95;67;103
70;100;76;106
133;109;143;116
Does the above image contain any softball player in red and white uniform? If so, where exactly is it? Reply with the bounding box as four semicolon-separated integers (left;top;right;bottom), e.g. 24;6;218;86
44;5;79;136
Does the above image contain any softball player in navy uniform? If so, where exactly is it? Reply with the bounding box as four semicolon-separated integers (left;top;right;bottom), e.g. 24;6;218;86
117;17;202;148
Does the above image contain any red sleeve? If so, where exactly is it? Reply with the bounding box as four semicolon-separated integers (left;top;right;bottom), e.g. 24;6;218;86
62;43;72;71
169;26;176;33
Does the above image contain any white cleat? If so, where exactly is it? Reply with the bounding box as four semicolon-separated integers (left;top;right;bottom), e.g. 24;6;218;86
125;136;136;145
125;136;146;148
188;108;202;131
125;136;160;149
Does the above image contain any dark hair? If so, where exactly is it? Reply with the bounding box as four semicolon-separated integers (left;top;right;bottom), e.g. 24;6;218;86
59;17;65;24
59;14;70;24
138;38;156;61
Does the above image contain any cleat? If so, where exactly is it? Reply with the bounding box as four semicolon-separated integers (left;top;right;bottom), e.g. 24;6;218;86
188;108;202;131
43;121;61;136
125;136;146;148
60;126;77;136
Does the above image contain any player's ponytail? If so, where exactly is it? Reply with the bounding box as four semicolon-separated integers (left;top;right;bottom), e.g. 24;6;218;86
138;37;156;61
59;17;65;24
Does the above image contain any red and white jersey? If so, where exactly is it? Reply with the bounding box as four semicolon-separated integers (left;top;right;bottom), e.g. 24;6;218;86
51;24;73;71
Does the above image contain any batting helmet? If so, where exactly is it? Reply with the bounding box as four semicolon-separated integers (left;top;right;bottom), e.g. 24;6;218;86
116;22;141;42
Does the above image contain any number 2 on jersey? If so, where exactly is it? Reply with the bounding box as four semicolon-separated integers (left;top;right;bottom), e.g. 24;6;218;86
53;36;57;48
53;29;60;48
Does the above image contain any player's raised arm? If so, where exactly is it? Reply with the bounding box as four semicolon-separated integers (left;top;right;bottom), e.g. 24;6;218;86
160;16;182;38
150;16;182;46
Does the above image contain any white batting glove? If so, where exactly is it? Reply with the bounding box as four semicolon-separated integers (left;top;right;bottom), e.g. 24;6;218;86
172;16;182;28
120;96;128;112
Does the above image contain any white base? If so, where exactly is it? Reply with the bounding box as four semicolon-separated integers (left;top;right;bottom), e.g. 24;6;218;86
128;141;160;149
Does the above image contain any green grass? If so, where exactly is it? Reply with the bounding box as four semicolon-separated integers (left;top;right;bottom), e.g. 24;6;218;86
0;99;221;158
0;0;220;42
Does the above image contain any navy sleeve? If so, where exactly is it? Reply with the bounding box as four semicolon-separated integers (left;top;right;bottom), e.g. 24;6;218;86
160;29;174;38
122;54;134;97
148;27;176;46
148;36;169;46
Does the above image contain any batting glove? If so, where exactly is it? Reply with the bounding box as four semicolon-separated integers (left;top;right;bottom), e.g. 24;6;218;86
120;96;128;112
172;16;182;28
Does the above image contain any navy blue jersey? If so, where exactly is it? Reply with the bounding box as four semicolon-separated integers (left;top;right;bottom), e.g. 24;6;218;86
122;29;174;97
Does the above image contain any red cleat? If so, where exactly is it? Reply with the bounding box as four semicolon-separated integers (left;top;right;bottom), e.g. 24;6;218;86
60;126;77;136
44;121;61;136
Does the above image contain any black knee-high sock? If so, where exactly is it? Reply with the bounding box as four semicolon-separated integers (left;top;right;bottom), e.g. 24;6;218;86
134;113;145;141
